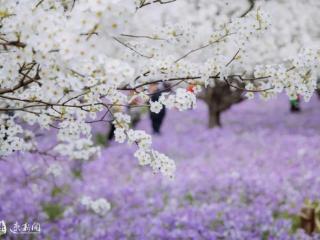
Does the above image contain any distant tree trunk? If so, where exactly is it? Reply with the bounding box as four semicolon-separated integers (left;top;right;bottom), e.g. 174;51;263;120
208;103;221;128
198;79;245;128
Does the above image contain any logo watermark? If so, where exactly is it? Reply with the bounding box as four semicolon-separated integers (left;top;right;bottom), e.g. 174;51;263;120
0;220;6;236
0;220;40;236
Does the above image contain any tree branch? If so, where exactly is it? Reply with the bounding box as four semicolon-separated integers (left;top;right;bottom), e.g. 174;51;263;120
240;0;255;18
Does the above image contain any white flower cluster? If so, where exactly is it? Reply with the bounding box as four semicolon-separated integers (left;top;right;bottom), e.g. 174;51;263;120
134;149;176;179
0;116;26;155
113;112;131;143
247;48;320;101
201;56;229;87
80;196;111;217
158;89;197;111
113;113;176;177
46;163;63;177
55;120;100;160
149;100;163;114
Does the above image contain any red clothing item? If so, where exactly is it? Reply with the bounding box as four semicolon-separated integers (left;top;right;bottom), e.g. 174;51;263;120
187;84;195;93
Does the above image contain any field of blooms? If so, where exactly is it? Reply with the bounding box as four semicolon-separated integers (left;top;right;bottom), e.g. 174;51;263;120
1;94;320;239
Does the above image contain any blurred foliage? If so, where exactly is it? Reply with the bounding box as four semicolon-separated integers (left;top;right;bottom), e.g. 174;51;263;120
273;210;301;234
51;185;70;197
184;192;195;205
94;133;108;147
42;203;65;221
72;169;83;180
209;219;224;230
262;230;270;240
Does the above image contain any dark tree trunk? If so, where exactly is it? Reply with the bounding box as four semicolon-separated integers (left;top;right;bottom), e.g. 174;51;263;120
317;88;320;99
198;79;245;128
208;106;221;128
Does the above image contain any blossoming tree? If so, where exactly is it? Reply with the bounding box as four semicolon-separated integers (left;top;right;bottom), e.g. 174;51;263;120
194;0;320;128
1;0;320;179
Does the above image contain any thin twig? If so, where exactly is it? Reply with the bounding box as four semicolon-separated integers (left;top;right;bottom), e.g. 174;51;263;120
113;37;153;58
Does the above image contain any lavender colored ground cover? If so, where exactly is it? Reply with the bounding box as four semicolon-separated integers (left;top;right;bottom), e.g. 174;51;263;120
1;95;320;239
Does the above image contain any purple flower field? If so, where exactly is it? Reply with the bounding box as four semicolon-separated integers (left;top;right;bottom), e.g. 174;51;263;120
2;95;320;239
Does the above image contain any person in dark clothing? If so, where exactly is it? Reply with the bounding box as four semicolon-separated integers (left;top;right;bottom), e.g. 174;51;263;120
107;123;116;140
290;95;301;112
149;84;167;134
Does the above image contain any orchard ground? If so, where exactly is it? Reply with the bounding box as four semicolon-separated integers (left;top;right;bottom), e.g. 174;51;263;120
1;94;320;239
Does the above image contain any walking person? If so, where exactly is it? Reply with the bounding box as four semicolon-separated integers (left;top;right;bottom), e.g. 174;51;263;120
149;84;167;135
290;95;301;112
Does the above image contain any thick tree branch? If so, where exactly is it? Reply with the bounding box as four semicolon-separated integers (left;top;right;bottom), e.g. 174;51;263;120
240;0;255;18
